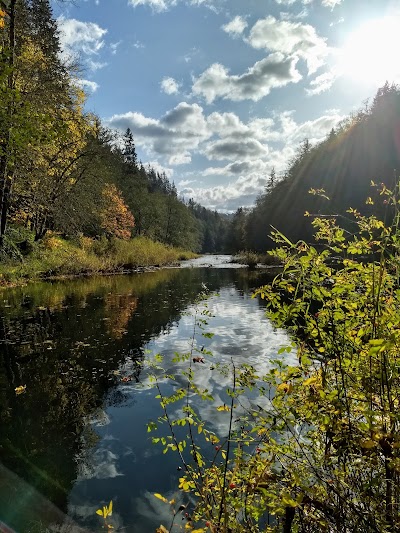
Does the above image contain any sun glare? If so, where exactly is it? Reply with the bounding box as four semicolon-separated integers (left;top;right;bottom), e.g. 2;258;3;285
338;17;400;85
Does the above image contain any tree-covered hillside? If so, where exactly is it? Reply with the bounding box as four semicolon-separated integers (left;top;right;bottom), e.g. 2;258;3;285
245;83;400;251
0;0;230;258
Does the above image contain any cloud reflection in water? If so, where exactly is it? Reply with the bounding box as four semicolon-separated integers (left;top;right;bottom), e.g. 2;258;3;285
141;286;294;435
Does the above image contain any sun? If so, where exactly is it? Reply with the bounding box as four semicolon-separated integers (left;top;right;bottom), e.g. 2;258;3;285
338;16;400;85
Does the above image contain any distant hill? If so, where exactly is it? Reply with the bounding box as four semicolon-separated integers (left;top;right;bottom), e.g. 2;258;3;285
246;83;400;251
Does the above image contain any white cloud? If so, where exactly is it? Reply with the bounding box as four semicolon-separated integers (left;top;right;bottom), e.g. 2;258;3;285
75;79;99;92
128;0;175;11
57;16;107;68
321;0;342;7
307;69;338;95
207;112;249;139
247;16;328;75
192;53;301;103
276;0;342;6
108;102;210;158
146;161;174;178
110;40;122;54
195;109;343;210
78;448;122;480
222;16;248;37
128;0;219;12
87;59;108;71
180;174;270;211
182;47;199;63
279;110;343;144
329;17;344;26
161;77;181;95
279;9;309;20
207;112;275;141
178;179;196;187
169;154;191;165
109;101;343;211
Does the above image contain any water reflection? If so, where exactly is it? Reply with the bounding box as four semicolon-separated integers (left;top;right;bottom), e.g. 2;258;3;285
0;265;290;532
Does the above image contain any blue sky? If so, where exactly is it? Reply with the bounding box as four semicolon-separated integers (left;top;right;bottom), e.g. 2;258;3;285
53;0;400;211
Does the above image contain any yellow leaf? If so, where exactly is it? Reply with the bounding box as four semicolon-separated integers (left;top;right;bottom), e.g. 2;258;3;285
216;405;230;412
169;499;176;505
282;494;298;507
154;493;168;503
156;526;169;533
303;376;318;387
15;385;26;395
108;500;113;516
277;382;292;394
96;509;103;517
191;529;206;533
360;439;377;449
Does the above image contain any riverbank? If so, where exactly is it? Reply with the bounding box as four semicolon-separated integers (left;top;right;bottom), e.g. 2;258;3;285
0;234;197;288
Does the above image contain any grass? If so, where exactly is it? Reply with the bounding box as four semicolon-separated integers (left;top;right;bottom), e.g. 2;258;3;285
0;233;197;287
234;250;281;268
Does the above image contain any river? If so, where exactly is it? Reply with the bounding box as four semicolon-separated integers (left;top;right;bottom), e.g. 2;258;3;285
0;256;292;532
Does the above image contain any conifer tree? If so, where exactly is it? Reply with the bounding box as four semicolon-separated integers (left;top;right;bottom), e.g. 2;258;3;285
123;128;138;169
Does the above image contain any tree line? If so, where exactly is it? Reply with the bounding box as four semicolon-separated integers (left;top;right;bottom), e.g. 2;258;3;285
231;82;400;253
0;0;233;257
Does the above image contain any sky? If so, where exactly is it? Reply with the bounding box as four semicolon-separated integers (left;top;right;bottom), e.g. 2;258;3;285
52;0;400;212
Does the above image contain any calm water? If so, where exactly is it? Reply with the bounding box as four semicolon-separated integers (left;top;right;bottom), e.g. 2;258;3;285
0;257;292;532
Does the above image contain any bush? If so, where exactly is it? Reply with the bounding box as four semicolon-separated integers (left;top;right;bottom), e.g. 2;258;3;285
0;224;36;262
234;250;281;268
234;250;259;268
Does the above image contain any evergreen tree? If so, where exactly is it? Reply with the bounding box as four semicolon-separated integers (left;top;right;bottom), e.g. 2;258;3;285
123;128;137;169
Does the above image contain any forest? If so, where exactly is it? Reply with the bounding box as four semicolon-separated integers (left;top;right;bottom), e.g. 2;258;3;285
0;0;231;282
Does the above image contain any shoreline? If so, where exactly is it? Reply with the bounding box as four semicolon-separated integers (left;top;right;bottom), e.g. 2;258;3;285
0;261;189;290
0;235;198;290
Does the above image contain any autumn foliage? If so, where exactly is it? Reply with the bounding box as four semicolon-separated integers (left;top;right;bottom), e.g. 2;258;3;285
100;184;135;240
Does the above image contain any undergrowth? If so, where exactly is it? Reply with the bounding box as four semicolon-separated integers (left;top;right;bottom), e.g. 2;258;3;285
0;230;196;286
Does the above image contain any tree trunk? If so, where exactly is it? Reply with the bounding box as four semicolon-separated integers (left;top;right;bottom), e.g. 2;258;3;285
0;0;17;247
0;172;14;238
282;506;295;533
